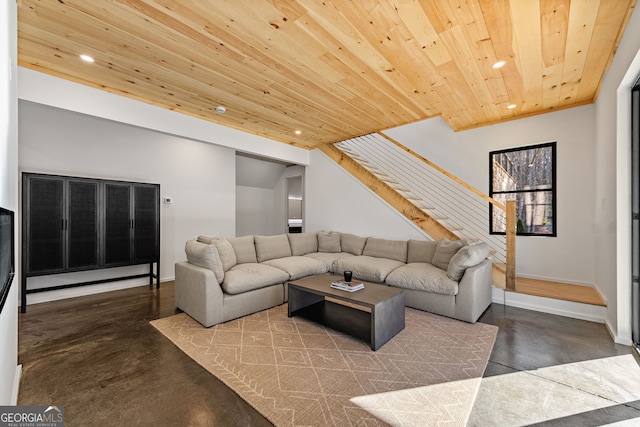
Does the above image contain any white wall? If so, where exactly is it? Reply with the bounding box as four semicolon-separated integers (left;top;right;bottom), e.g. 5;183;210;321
19;100;236;302
594;5;640;343
235;155;288;236
236;186;279;236
19;68;309;167
0;0;19;405
306;150;430;240
384;105;597;286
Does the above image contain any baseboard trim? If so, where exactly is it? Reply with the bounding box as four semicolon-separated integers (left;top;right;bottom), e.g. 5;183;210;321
12;364;21;405
492;288;607;324
607;318;634;346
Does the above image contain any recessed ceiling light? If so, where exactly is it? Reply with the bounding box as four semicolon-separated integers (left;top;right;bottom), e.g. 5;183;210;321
294;130;302;135
492;60;506;69
80;54;95;63
507;104;517;109
215;105;226;114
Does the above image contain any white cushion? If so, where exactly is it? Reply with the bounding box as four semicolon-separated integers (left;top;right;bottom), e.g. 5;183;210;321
210;238;237;271
221;263;289;294
340;233;367;255
334;255;404;283
288;232;318;255
228;235;258;264
446;242;490;281
185;240;224;284
431;239;467;270
304;252;354;272
318;231;341;253
407;239;437;263
386;263;459;296
197;235;216;244
254;234;292;262
363;237;408;262
263;256;327;280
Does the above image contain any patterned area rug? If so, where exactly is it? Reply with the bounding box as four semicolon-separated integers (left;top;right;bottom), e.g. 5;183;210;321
151;304;497;426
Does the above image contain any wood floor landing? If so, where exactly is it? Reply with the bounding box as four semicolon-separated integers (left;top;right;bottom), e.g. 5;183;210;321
512;277;606;306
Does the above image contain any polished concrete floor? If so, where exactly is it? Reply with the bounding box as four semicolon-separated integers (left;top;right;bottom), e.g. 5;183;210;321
18;282;640;426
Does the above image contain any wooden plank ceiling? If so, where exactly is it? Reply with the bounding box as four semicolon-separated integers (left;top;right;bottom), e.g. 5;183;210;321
17;0;636;149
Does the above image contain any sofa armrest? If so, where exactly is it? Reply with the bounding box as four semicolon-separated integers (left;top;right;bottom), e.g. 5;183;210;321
175;261;224;327
453;259;493;323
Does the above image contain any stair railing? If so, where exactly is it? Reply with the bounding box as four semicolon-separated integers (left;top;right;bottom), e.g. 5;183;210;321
330;132;516;290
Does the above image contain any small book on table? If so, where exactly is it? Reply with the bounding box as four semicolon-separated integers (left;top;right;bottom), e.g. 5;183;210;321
330;280;364;292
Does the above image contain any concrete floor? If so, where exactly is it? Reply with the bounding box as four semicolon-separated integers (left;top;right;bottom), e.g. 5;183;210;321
17;282;640;426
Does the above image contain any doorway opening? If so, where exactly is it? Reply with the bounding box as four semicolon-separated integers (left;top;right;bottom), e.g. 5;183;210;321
286;176;303;233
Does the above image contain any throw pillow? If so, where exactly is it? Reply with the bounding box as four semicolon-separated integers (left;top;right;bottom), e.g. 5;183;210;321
362;237;408;262
340;233;367;255
228;235;258;264
197;235;216;244
254;234;292;262
318;231;341;253
185;240;224;283
407;239;438;263
446;241;491;281
288;232;318;255
431;239;467;270
210;238;237;271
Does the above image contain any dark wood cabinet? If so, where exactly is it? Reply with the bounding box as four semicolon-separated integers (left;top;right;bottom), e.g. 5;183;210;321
22;173;160;312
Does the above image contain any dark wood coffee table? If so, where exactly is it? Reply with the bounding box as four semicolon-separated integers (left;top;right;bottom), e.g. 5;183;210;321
287;274;405;350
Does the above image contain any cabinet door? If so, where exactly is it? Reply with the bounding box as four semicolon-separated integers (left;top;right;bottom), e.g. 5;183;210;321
25;176;65;273
104;183;132;265
133;185;159;262
67;179;99;269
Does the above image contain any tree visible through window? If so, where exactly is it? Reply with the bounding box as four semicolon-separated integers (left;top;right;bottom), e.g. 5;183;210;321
489;142;556;236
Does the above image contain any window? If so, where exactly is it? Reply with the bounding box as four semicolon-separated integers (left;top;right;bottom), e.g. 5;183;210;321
489;142;556;236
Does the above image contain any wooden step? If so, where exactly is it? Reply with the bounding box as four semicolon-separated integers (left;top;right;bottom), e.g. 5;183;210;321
492;265;605;306
514;277;606;306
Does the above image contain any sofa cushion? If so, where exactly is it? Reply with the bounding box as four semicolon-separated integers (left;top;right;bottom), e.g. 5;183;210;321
304;252;354;272
363;237;408;263
221;263;289;295
288;232;318;256
185;240;224;284
407;239;438;263
263;256;327;280
318;231;341;253
255;234;292;262
431;239;467;270
228;235;258;264
446;242;490;281
197;235;216;244
386;263;459;296
334;256;405;283
341;233;367;255
209;238;237;271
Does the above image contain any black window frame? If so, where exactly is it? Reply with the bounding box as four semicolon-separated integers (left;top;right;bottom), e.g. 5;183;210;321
489;141;557;237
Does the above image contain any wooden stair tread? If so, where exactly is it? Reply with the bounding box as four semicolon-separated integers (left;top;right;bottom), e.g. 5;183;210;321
513;277;606;307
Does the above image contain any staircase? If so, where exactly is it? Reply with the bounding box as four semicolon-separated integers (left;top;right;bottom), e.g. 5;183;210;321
320;133;605;308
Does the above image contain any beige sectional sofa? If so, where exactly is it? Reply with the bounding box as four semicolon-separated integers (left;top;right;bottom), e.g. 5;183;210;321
174;231;493;328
